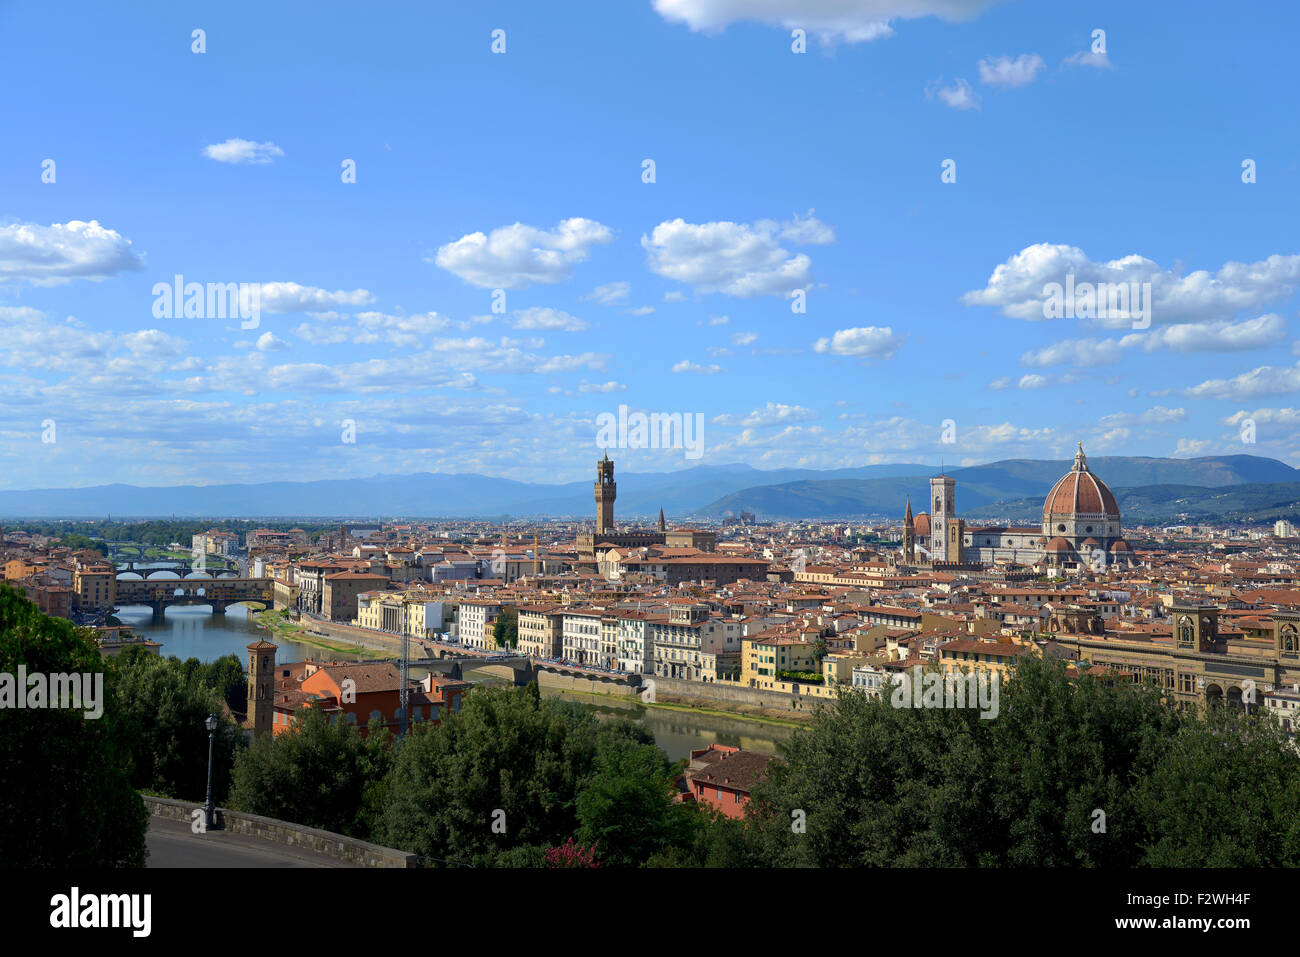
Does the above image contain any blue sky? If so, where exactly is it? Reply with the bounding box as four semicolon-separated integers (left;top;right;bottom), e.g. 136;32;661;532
2;0;1298;490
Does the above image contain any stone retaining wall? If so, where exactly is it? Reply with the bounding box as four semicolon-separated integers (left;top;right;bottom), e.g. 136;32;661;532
142;795;416;868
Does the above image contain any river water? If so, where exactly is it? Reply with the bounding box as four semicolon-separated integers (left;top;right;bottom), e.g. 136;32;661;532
115;598;796;760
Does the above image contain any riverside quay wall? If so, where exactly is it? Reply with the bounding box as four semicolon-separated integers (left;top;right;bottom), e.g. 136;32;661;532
647;675;831;715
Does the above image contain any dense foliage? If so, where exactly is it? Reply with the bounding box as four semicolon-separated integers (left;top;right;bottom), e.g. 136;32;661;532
0;584;147;867
744;657;1300;866
112;647;246;803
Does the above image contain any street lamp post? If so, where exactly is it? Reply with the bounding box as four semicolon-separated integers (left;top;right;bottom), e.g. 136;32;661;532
203;713;218;831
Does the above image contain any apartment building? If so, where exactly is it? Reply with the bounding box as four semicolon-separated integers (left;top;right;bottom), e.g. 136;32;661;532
518;604;564;658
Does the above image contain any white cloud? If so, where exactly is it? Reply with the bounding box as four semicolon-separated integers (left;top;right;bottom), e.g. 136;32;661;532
121;329;188;358
1223;407;1300;428
987;376;1011;390
1141;406;1186;424
963;244;1300;326
1022;315;1287;368
256;332;292;352
202;138;284;165
978;53;1044;87
714;403;819;427
1184;361;1300;401
0;220;144;283
672;359;724;374
732;331;759;346
764;209;836;245
583;281;630;305
1173;437;1211;457
642;216;827;297
650;0;1000;44
664;291;688;303
578;380;626;393
625;306;655;316
1063;49;1113;70
508;307;588;332
930;77;980;109
434;218;614;289
812;326;904;360
1018;373;1048;389
255;282;375;314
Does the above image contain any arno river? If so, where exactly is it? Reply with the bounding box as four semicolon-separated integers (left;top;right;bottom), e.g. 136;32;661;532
115;598;795;761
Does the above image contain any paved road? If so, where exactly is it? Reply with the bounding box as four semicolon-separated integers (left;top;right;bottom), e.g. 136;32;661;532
146;817;356;868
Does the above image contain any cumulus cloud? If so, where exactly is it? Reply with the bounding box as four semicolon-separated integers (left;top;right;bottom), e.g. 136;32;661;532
0;220;144;283
508;307;588;332
929;76;980;109
714;403;819;427
812;326;904;360
731;331;759;346
963;244;1300;326
434;218;614;289
672;359;724;374
254;282;375;314
256;332;292;352
1184;361;1300;401
642;214;830;297
651;0;1001;44
203;138;284;164
1021;315;1287;368
578;380;626;393
978;53;1044;87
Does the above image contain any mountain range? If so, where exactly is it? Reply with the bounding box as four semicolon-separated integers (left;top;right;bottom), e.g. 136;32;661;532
0;455;1295;521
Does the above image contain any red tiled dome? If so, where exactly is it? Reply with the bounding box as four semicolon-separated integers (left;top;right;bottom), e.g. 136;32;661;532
914;513;932;537
1045;536;1072;552
1042;444;1120;521
1109;539;1132;552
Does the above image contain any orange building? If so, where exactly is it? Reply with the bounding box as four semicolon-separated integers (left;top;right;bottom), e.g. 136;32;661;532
682;745;772;819
270;659;469;736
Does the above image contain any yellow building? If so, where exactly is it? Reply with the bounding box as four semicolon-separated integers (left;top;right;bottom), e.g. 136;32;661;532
742;635;817;690
936;638;1034;680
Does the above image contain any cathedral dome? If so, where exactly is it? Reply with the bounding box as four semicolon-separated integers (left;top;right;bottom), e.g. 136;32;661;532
913;513;932;538
1042;443;1120;523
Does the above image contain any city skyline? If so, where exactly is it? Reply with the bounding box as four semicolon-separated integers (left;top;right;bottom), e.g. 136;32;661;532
3;0;1298;492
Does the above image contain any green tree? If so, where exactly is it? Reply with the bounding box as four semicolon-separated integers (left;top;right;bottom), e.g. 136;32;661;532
112;648;244;802
0;583;147;867
377;686;600;865
227;708;392;838
574;733;694;867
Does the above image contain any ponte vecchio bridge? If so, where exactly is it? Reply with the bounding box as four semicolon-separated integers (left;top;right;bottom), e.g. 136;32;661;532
114;575;273;623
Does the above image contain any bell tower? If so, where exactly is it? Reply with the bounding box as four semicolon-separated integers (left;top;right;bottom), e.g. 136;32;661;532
930;474;956;562
594;452;616;536
246;639;277;737
902;497;915;563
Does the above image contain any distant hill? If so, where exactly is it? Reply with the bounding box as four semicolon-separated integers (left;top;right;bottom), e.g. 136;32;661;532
696;455;1299;520
966;481;1300;525
0;462;933;519
0;454;1292;520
